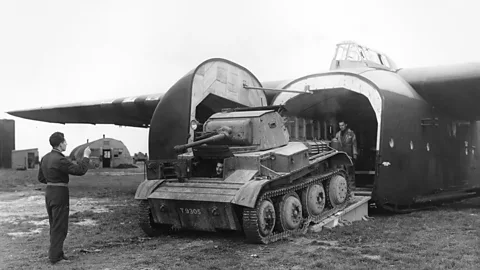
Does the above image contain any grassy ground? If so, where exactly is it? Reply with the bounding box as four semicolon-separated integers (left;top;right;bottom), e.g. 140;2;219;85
0;168;479;270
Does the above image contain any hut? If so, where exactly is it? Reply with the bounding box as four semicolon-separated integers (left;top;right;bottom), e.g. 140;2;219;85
69;135;133;168
12;148;38;170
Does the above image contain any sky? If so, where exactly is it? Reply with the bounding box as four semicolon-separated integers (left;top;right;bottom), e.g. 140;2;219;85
1;0;480;157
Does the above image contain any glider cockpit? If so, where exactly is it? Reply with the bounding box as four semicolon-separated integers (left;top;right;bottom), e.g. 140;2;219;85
330;41;398;71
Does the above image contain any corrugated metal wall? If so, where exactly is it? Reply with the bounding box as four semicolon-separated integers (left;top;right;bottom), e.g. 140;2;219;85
0;119;15;168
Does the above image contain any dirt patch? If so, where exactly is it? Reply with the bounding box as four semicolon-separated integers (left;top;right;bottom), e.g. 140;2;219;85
178;240;214;250
0;190;112;216
0;191;48;224
29;219;49;226
362;254;381;261
0;189;118;239
71;197;115;214
73;218;98;226
7;228;43;237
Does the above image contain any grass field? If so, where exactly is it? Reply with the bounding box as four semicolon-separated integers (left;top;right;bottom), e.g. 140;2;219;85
0;168;479;270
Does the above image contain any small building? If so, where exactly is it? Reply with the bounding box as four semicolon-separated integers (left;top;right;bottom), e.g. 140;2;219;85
133;152;149;164
69;136;133;168
0;119;15;168
12;148;39;170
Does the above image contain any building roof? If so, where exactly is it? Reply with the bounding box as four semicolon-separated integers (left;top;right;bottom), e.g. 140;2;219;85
69;137;129;160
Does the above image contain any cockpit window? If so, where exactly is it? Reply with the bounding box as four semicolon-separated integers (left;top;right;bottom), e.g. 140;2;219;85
347;46;362;61
332;42;396;70
334;44;349;60
380;55;391;68
364;49;382;65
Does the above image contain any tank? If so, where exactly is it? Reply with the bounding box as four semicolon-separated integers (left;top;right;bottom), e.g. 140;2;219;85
134;109;353;244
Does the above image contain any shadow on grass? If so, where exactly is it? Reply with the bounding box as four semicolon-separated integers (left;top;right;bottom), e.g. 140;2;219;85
164;228;247;243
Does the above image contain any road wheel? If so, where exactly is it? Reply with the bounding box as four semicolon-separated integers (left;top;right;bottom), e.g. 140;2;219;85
326;174;348;207
275;192;303;232
254;198;276;237
301;184;326;218
243;198;276;243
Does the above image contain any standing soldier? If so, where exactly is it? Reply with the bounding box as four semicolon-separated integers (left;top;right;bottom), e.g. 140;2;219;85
335;120;358;188
38;132;91;265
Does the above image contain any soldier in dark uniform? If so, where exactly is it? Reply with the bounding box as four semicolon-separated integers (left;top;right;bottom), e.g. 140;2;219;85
38;132;91;264
335;120;358;187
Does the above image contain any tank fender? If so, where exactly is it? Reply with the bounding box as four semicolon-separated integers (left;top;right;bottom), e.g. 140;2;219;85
329;151;353;167
231;179;270;208
134;179;165;200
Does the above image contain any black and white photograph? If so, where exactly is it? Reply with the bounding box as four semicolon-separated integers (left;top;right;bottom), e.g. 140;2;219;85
0;1;479;269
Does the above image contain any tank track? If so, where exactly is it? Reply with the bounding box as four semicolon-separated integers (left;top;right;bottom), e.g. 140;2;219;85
242;169;351;244
138;200;171;237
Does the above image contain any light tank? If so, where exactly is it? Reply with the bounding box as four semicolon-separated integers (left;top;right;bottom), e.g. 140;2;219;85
134;109;353;243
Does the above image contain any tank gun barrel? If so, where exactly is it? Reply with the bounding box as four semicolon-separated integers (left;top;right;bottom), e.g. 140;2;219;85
174;128;231;152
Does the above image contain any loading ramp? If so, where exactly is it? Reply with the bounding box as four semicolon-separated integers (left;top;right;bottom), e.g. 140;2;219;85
309;195;371;232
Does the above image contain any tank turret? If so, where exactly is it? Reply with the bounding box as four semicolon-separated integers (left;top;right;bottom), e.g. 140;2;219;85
174;110;290;154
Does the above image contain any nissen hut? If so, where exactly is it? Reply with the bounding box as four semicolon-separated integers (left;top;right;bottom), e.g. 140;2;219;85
69;135;133;168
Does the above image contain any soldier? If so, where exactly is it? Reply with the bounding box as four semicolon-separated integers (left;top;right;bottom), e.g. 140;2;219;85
38;132;91;264
214;162;224;177
335;120;358;187
335;120;358;159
